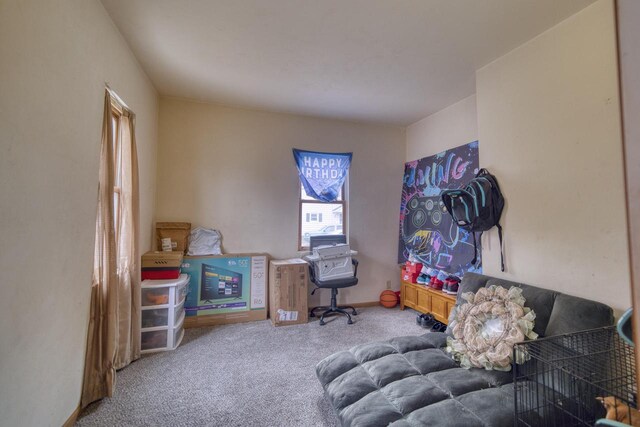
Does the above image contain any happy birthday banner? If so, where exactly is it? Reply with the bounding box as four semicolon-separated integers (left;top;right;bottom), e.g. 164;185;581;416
292;149;352;202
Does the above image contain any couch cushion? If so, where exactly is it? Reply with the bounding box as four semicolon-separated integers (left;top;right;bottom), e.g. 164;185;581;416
403;348;458;374
544;293;614;336
316;350;360;387
339;390;403;427
351;341;398;364
317;272;615;427
319;335;519;427
325;365;379;410
420;331;449;348
486;277;557;337
388;398;485;427
456;385;515;426
427;368;496;396
457;272;490;299
362;354;421;388
317;334;447;414
467;367;514;387
381;376;450;415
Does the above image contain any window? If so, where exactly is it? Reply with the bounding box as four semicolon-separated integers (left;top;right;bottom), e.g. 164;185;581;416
298;182;346;250
110;104;123;240
292;148;351;250
84;88;139;406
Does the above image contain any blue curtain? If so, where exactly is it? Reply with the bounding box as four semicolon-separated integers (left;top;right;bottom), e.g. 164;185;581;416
292;149;352;202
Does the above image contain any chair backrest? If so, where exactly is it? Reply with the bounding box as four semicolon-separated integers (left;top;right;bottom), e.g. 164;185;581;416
309;234;346;251
308;234;358;287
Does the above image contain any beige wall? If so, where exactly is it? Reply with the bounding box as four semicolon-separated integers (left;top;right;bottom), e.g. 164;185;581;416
406;95;478;161
0;1;158;425
476;0;630;312
157;98;405;307
617;0;640;364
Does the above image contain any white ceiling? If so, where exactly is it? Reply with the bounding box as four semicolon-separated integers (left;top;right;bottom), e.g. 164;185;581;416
101;0;595;126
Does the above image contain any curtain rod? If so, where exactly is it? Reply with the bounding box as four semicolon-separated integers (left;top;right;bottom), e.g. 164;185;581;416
105;83;131;111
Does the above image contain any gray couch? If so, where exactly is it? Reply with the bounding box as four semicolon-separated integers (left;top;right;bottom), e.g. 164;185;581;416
315;272;614;427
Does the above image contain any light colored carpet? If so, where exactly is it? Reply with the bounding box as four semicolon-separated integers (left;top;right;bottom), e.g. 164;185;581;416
76;306;428;427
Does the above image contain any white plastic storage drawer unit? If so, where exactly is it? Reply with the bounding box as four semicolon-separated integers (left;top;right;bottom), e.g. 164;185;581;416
140;274;189;353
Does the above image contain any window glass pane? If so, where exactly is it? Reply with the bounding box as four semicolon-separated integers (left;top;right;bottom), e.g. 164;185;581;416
111;116;118;174
113;192;120;232
301;185;342;201
111;114;123;188
300;202;343;247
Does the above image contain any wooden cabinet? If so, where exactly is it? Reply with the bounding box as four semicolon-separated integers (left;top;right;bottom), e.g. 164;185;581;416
416;290;431;313
400;277;457;324
403;283;417;307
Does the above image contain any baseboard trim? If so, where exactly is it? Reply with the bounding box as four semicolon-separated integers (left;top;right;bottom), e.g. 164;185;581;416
310;301;382;309
349;301;381;308
186;302;391;329
62;404;81;427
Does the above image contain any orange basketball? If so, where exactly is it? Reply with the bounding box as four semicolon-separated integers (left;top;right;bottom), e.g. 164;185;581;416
380;290;398;308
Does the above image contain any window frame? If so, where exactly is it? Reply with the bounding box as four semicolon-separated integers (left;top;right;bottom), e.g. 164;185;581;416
110;102;123;242
298;182;347;251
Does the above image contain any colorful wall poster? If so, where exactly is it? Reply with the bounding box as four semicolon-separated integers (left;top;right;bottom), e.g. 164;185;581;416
398;141;481;276
181;254;267;317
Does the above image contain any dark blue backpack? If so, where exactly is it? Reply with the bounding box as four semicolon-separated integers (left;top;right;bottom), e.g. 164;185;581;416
441;168;505;271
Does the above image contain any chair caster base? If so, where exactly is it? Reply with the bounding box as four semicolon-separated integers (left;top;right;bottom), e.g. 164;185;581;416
317;308;354;326
340;305;357;316
310;291;356;326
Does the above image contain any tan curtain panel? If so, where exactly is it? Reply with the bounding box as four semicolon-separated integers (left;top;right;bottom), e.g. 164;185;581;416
113;111;141;369
81;89;140;408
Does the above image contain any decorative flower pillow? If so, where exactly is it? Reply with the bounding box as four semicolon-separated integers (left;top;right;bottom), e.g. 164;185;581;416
446;285;537;371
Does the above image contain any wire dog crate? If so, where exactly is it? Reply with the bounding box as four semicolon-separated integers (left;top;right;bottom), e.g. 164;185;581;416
514;326;636;426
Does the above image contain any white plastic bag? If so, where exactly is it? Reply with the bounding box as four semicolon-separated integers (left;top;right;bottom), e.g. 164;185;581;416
187;226;222;256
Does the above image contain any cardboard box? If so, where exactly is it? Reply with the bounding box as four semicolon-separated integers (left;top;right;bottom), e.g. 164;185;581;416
156;222;191;254
402;268;419;283
141;269;181;280
404;261;423;274
269;259;309;326
142;251;184;268
181;253;268;328
141;251;183;280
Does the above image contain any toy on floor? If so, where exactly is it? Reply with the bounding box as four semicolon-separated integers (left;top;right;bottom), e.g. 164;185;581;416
379;290;398;308
597;396;640;426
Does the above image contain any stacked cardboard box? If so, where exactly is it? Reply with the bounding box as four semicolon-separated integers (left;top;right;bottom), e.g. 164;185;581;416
269;259;308;326
155;222;191;254
141;251;183;280
402;261;423;284
181;253;268;328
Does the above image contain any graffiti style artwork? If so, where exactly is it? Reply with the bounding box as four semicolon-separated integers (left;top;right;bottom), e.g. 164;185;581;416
398;141;481;276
